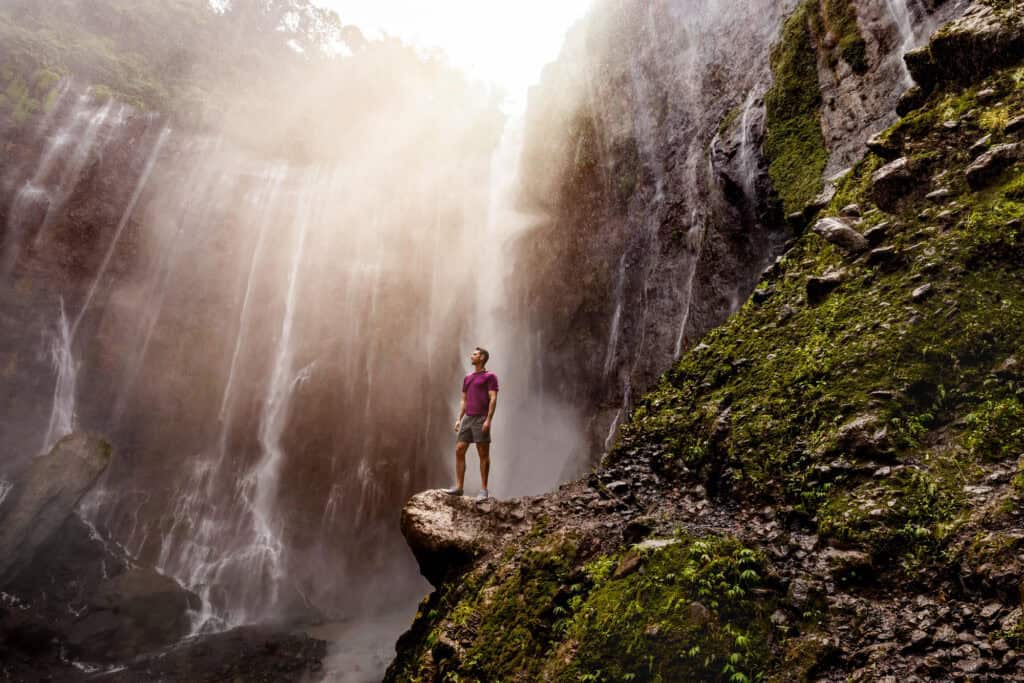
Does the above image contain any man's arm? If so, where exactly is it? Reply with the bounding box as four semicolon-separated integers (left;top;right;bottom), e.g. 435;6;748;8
454;392;467;431
483;390;498;432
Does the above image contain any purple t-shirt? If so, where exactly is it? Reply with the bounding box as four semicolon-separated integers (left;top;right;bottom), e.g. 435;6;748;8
463;371;499;416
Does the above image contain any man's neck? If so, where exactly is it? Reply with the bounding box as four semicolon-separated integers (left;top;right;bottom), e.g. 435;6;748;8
473;365;486;373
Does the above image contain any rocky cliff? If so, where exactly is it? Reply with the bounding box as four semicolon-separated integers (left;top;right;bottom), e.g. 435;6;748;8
509;0;971;465
388;2;1024;680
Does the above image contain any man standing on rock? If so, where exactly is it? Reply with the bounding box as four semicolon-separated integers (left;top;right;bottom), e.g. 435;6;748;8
446;347;498;501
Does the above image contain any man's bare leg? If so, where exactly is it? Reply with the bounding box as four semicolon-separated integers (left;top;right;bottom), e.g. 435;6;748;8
477;443;490;492
454;441;469;491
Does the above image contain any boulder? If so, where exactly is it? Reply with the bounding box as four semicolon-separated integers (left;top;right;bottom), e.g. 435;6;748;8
95;626;327;683
803;184;837;220
965;143;1024;189
866;246;900;268
812;217;869;255
863;222;890;247
822;548;872;580
911;283;935;302
806;269;846;305
0;434;112;585
968;135;992;157
401;490;522;586
833;414;892;458
896;85;927;116
1007;114;1024;136
67;567;201;661
870;158;916;211
904;4;1024;92
866;131;901;160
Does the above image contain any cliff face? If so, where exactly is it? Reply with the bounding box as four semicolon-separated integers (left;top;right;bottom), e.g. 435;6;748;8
388;3;1024;680
509;0;970;464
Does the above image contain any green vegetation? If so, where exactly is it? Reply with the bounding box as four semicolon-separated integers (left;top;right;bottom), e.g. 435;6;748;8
618;61;1024;573
389;534;783;682
764;0;828;215
824;0;868;74
560;537;774;683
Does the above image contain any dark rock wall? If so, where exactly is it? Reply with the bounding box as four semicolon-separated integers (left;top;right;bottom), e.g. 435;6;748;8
510;0;970;464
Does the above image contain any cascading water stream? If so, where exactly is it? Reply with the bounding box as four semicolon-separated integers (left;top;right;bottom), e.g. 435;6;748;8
40;300;77;453
70;126;170;338
31;101;121;250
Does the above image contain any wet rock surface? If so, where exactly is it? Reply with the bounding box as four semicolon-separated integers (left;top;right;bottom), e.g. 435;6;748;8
0;436;325;681
401;490;532;587
965;142;1024;189
812;217;870;255
0;434;111;584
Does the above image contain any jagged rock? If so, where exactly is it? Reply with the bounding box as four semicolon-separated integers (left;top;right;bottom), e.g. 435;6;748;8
969;135;992;157
613;550;642;578
864;223;890;247
687;602;710;625
871;158;915;211
911;283;934;302
840;204;862;218
977;88;998;103
965;142;1024;189
867;246;899;268
67;568;201;661
1007;114;1024;135
905;3;1024;92
995;356;1021;379
896;85;927;116
400;490;516;586
834;414;892;458
803;185;837;219
0;434;112;585
867;131;901;160
806;269;846;305
752;287;774;304
925;187;954;201
812;218;868;255
822;548;872;580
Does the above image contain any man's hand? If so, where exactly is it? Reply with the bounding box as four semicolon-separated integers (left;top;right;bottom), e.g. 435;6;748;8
482;419;491;434
453;419;462;433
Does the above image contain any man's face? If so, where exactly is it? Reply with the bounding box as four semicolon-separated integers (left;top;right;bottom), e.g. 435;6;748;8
470;349;483;365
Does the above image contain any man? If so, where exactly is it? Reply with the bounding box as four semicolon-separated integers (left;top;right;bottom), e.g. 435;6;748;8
446;347;498;500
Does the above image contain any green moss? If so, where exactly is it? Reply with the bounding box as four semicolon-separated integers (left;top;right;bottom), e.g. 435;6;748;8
824;0;869;74
718;102;743;136
615;60;1024;573
764;0;828;215
557;536;776;682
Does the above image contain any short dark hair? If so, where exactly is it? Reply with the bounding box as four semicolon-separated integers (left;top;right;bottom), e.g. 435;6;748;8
476;347;490;364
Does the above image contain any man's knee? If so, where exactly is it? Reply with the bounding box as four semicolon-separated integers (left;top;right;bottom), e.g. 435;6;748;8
455;442;470;456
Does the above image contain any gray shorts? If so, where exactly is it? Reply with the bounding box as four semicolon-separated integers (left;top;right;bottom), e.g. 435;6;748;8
457;415;491;444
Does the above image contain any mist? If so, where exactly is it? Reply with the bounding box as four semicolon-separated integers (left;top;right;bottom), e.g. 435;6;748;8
0;0;589;641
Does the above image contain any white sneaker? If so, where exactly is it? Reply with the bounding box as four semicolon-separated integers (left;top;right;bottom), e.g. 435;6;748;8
443;487;464;496
475;489;489;501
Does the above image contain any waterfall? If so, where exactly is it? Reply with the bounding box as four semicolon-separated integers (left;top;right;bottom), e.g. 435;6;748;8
466;114;587;498
884;0;919;84
40;300;77;452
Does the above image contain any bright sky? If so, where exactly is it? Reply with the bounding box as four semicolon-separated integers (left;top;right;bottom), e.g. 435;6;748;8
315;1;594;109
